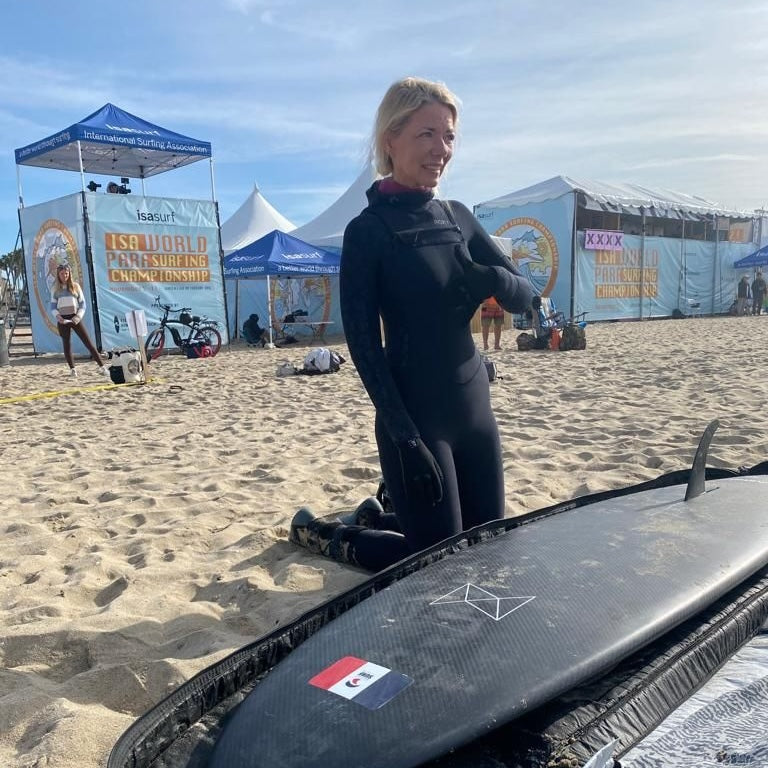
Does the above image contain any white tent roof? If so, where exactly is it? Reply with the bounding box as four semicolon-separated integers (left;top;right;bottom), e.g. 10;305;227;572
477;175;749;220
220;184;296;254
291;164;377;248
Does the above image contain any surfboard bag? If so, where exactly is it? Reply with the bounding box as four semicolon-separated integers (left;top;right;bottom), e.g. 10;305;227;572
108;462;768;768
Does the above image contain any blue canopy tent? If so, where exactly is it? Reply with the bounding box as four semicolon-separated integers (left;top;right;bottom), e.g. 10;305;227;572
14;103;213;199
734;243;768;269
14;104;226;356
223;229;340;346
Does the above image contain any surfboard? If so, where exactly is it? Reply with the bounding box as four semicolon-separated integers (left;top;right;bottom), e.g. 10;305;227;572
205;426;768;768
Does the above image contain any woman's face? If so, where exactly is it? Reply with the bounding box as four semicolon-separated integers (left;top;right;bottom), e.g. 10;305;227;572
387;102;455;189
57;267;70;282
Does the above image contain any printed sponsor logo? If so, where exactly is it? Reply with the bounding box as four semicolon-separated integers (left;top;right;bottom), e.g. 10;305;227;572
309;656;412;710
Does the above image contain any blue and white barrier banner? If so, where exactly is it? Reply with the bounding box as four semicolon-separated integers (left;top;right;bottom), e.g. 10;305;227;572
88;193;227;348
20;194;96;354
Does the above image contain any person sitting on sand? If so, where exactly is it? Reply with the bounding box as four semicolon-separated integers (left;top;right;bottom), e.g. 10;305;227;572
242;313;267;347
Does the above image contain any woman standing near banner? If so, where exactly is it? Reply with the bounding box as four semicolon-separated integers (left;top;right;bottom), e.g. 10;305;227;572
50;263;109;379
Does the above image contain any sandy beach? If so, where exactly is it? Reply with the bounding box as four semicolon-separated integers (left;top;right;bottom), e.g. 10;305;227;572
1;315;767;768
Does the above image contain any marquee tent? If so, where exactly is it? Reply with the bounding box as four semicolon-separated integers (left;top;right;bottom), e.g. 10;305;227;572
474;175;759;321
479;175;747;220
734;244;768;269
290;163;376;249
223;229;340;345
220;184;296;255
14;103;211;184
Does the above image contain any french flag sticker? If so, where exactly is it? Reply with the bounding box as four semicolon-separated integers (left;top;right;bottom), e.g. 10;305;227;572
309;656;413;710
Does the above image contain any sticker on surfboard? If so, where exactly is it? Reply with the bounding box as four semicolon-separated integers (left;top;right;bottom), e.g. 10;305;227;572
309;656;413;710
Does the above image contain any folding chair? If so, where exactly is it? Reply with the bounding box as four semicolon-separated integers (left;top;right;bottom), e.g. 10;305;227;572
684;296;702;317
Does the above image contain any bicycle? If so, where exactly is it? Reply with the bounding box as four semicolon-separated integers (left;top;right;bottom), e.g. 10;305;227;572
145;297;222;361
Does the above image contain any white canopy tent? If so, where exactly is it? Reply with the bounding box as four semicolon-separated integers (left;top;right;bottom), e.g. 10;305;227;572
220;183;296;254
291;164;376;249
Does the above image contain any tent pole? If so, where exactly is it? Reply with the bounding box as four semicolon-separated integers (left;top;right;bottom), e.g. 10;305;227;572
713;219;719;314
77;140;86;192
569;190;577;319
209;158;217;203
639;210;646;319
16;164;24;208
266;274;275;347
235;279;240;339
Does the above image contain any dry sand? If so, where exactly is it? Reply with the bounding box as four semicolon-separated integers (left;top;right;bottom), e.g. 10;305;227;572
1;316;766;767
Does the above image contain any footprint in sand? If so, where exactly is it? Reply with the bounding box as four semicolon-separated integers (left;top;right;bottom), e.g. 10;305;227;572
94;575;129;607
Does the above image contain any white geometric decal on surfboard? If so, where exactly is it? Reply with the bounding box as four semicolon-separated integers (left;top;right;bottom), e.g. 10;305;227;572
430;583;535;621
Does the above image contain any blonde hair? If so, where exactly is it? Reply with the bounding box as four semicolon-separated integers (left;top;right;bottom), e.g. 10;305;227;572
372;76;460;177
54;265;76;294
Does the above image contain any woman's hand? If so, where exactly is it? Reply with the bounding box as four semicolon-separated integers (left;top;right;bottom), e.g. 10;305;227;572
397;438;444;508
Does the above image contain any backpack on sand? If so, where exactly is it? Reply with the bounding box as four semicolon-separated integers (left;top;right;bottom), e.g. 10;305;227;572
559;324;587;351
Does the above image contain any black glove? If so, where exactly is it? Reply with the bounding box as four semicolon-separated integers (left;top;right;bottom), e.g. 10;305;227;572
397;438;444;508
457;246;499;302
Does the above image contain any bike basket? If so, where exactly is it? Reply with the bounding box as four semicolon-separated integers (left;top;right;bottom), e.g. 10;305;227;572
179;312;192;325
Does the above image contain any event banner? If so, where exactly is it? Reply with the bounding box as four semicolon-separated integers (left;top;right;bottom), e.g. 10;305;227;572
474;193;574;315
574;235;757;320
20;192;98;354
88;193;227;349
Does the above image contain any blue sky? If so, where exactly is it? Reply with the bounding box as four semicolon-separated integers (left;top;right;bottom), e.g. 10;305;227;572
2;0;767;253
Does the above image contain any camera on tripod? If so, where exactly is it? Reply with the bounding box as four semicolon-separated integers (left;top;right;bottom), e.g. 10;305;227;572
107;177;132;195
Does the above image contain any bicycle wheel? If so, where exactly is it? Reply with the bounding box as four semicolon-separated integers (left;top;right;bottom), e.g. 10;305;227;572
192;325;222;357
145;328;166;360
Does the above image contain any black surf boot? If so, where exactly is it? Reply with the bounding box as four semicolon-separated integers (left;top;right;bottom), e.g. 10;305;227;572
290;507;362;565
338;496;384;528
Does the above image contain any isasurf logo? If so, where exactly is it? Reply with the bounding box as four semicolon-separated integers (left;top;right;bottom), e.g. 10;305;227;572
136;209;176;224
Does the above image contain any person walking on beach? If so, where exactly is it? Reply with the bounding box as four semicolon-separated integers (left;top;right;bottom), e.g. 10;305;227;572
480;296;505;350
50;263;108;379
751;271;766;316
736;275;751;315
290;76;534;572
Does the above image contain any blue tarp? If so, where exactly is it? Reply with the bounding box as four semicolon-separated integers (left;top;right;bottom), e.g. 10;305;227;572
734;244;768;269
14;103;211;178
223;229;340;277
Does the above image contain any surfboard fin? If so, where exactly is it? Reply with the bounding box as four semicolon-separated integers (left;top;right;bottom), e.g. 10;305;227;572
684;419;720;501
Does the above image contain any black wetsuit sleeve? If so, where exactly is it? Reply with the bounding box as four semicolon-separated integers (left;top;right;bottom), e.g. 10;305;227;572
340;214;421;445
450;201;535;313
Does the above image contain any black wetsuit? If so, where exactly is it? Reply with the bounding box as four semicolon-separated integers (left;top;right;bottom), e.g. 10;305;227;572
340;182;534;570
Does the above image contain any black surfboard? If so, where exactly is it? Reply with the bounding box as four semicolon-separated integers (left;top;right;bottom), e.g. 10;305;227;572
207;426;768;768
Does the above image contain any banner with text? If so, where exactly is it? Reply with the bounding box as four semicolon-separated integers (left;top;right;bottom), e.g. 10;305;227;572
20;193;98;354
88;193;227;348
574;234;757;319
474;193;575;316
